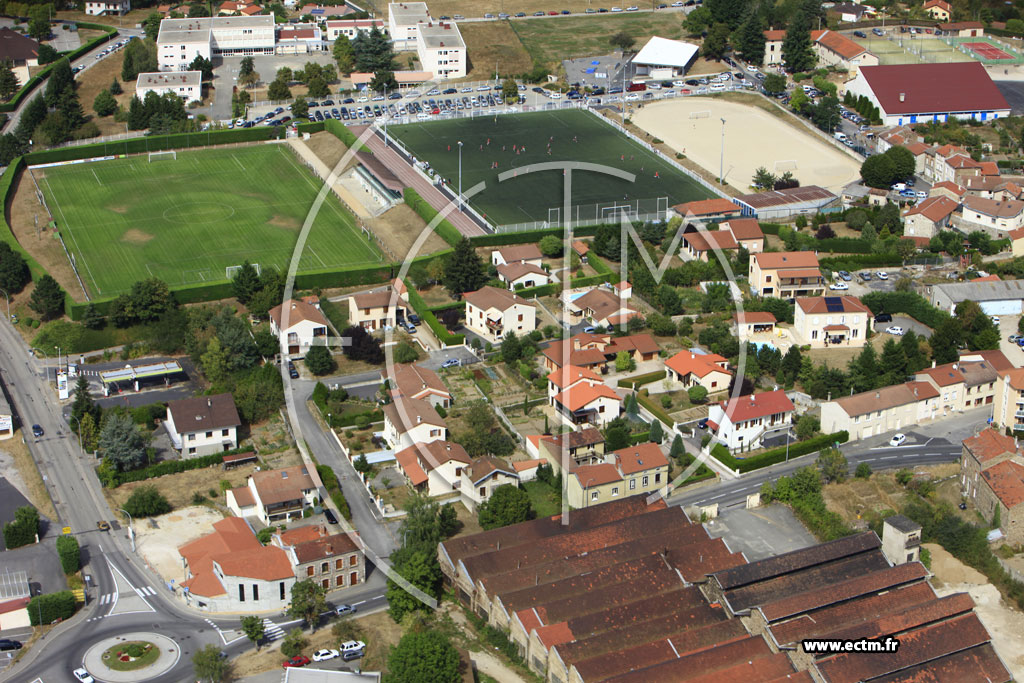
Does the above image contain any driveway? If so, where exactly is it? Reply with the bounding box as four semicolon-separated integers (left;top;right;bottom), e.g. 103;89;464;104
995;313;1024;361
420;346;480;371
876;313;932;340
702;504;816;562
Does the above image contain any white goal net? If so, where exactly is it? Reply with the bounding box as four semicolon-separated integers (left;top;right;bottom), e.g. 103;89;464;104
774;160;798;172
149;151;177;162
226;263;261;280
689;111;711;119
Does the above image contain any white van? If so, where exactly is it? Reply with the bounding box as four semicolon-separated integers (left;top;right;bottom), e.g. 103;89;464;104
891;182;907;191
833;131;847;141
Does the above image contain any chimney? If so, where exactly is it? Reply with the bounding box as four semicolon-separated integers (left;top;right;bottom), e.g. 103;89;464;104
914;387;919;397
899;92;905;102
417;415;422;423
932;360;936;369
207;397;212;407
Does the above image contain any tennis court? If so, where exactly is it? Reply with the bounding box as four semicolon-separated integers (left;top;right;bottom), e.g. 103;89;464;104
853;35;974;65
963;41;1017;61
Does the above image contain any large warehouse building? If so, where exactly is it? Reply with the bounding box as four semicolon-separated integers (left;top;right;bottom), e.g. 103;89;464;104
631;36;699;79
844;62;1010;127
930;278;1024;315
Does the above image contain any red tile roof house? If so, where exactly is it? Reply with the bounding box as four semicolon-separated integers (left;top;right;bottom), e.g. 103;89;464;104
551;377;622;429
541;332;659;373
565;287;639;328
178;517;295;611
707;389;795;453
664;350;732;394
496;261;552;291
385;362;452;408
902;195;960;239
269;298;329;357
566;442;670;508
273;524;366;592
810;29;879;73
460;456;520;510
525;427;606;471
733;311;776;337
969;439;1024;544
347;288;408;331
960;427;1022;507
720;218;765;253
164;393;241;457
227;465;321;525
681;225;739;262
672;197;742;221
844;62;1009;128
394;439;471;496
491;244;543;268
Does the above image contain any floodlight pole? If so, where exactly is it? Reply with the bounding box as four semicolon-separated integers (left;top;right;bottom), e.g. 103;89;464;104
457;140;463;211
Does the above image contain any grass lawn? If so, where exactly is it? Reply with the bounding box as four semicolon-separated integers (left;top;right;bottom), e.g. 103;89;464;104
35;144;383;298
390;109;713;227
102;641;160;671
523;479;560;517
511;13;687;68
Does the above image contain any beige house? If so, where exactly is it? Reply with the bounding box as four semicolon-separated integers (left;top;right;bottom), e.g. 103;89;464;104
269;298;329;357
913;354;1002;415
526;427;606;471
460;456;520;511
810;30;879;74
914;364;966;416
226;465;319;525
551;379;622;428
463;286;536;344
793;296;870;349
719;218;765;253
382;397;447;450
386;362;452;409
1010;226;1024;257
821;382;940;441
902;195;960;239
664;350;731;394
565;443;669;508
960;196;1024;235
733;311;776;338
924;0;952;21
164;393;241;457
566;287;638;328
394;440;471;496
348;288;408;331
273;525;365;592
749;252;824;298
681;227;738;262
763;29;784;66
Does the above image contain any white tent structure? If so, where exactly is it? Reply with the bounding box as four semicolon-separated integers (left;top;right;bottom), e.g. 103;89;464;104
631;36;699;79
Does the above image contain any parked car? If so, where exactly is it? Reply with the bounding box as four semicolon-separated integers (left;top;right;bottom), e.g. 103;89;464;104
441;358;461;368
697;417;709;429
283;656;311;668
0;640;22;651
341;640;366;653
860;272;872;281
312;649;339;662
31;424;43;438
324;508;338;525
336;604;357;615
287;361;299;379
853;30;867;38
876;271;888;280
1009;334;1022;344
885;326;905;336
889;433;907;447
874;313;893;323
829;282;849;290
837;270;852;281
991;316;1001;325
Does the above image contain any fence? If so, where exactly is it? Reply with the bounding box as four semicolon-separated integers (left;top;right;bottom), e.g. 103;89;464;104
46;129;149;151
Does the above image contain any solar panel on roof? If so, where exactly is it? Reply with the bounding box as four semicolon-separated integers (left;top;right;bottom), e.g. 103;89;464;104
824;297;844;312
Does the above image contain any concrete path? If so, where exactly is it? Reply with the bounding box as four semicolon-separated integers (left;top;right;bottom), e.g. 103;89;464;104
82;632;180;682
351;125;488;237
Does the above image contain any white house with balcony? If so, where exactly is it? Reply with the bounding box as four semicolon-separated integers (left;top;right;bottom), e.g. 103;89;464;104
165;393;241;458
226;465;319;525
463;286;536;345
382;397;447;450
269;298;329;358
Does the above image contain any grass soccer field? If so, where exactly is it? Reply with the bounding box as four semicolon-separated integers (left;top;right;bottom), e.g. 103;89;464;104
390;109;715;227
35;144;382;297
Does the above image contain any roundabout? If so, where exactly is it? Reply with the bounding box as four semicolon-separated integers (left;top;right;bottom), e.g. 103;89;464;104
82;632;180;682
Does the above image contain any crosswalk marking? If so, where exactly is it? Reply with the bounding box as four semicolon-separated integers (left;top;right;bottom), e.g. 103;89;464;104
262;618;285;641
99;593;112;604
137;586;156;596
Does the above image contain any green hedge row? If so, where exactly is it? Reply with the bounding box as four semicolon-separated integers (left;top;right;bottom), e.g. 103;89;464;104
324;117;370;152
98;448;255;488
0;157;46;281
403;187;462;247
759;223;783;235
711;431;850;474
405;279;464;345
588;254;615;277
0;24;118;113
427;300;464;312
316;464;352;520
517;282;558;298
637;391;674;427
860;290;947;329
295;121;325;135
467;225;600;247
629;430;651;445
618;370;666;389
820;254;905;270
25;126;282;165
335;408;383;427
28;591;76;626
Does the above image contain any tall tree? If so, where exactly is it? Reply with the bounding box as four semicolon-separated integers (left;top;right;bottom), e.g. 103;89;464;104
847;344;879;394
386;549;441;622
143;12;162;41
231;260;261;304
736;15;766;65
45;58;73;106
702;23;731;60
28;275;64;320
0;242;30;293
782;12;816;73
387;630;460;683
0;61;18;101
879;338;907;386
188;54;214;81
192;644;231;683
477;485;532;530
288;579;328;631
333;34;355;74
99;413;147;472
71;374;101;429
267;77;291;101
240;615;264;650
443;237;486;296
93;89;117;116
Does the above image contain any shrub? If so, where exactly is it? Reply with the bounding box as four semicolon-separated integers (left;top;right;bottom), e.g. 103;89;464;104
28;591;76;625
855;462;872;479
3;505;39;549
123;485;171;517
56;535;80;574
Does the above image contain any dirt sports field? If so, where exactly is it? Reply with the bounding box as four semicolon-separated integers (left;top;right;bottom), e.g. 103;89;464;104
631;98;862;193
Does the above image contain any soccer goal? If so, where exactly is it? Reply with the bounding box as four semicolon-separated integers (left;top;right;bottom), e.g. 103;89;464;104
774;160;798;172
689;110;711;119
149;150;177;162
226;262;260;280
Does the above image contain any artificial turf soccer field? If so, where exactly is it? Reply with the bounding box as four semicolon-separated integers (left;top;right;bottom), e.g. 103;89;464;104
390;109;715;226
35;144;382;297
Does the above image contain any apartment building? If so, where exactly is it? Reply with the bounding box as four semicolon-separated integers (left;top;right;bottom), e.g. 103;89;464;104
565;443;669;508
821;381;940;440
387;1;430;49
135;70;202;101
415;20;466;79
157;15;275;71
